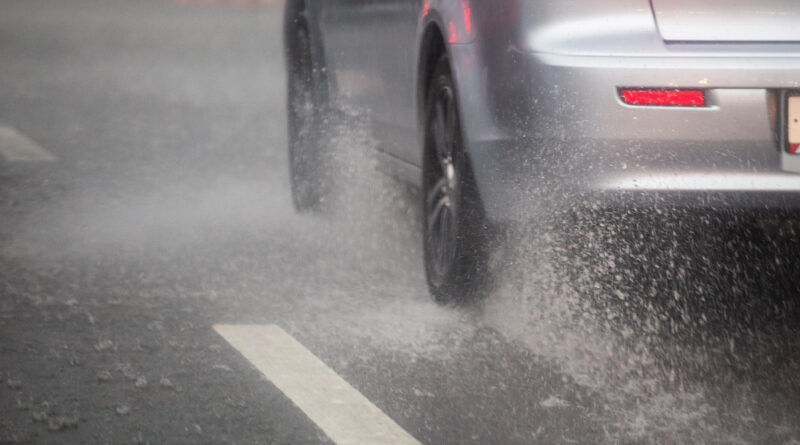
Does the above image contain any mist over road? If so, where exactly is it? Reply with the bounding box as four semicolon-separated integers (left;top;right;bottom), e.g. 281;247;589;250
1;1;798;444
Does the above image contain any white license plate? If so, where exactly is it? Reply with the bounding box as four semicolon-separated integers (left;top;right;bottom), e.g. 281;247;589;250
783;96;800;173
788;96;800;154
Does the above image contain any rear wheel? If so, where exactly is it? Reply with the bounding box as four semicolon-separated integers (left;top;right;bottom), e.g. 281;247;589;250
423;56;488;304
287;21;330;213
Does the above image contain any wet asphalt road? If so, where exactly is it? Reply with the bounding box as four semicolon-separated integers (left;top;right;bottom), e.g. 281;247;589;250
0;1;799;444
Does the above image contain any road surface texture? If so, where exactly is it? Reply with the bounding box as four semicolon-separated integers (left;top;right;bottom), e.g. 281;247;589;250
1;1;799;444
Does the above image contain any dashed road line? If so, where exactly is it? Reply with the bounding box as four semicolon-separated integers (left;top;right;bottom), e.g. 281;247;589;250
214;324;422;445
0;125;56;162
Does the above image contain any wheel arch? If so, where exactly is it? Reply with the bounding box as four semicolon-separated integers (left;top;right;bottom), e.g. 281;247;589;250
417;21;489;214
416;23;448;145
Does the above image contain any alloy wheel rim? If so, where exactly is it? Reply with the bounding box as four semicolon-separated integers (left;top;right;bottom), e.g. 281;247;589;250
427;84;459;284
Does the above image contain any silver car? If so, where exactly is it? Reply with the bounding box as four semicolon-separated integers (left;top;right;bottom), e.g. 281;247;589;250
284;0;800;302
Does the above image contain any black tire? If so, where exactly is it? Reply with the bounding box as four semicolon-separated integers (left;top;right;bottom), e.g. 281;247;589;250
423;56;489;304
286;16;330;213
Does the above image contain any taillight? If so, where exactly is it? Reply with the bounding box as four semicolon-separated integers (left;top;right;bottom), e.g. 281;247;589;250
619;89;705;107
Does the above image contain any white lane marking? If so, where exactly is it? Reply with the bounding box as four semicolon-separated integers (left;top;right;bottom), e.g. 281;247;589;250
214;324;422;445
0;125;56;162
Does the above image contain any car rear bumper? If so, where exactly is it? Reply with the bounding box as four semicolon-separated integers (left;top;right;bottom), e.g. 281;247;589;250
450;45;800;224
468;137;800;224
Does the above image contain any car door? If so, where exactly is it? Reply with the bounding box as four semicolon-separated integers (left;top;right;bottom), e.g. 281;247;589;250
317;0;379;108
318;0;421;165
366;0;422;165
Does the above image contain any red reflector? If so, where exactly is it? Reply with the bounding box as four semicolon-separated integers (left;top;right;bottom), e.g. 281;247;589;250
620;89;705;106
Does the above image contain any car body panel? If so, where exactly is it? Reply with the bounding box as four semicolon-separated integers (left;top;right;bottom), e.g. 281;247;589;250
316;1;421;163
651;0;800;42
289;0;800;225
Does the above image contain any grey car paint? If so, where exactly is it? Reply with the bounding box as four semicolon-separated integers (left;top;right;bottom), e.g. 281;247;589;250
298;0;800;224
651;0;800;42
